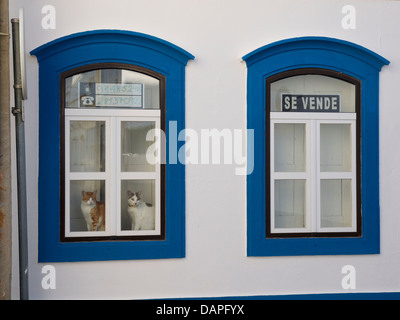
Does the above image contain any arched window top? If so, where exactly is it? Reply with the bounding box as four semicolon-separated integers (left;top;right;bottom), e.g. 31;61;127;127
242;37;389;76
268;68;359;113
31;29;194;69
63;63;164;110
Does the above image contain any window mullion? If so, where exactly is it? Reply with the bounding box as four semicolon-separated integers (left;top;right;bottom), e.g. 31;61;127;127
155;117;162;235
310;120;317;233
313;120;321;232
108;116;117;235
64;117;71;236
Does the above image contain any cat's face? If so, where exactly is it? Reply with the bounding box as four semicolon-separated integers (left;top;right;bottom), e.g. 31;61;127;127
81;190;96;205
127;190;141;207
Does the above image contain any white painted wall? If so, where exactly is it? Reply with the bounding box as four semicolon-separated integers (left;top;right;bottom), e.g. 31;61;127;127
8;0;400;299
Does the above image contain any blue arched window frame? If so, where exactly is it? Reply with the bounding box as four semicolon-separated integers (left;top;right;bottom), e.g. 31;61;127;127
243;37;389;256
31;30;194;262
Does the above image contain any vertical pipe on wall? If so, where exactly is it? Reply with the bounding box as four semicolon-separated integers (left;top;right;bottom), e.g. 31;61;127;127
0;0;11;300
11;18;28;300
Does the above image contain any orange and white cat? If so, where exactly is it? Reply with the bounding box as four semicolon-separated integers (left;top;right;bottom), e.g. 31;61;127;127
81;190;105;231
127;190;155;230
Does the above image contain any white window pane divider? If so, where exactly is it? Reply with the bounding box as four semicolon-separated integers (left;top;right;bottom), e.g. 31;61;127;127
64;116;112;238
316;119;357;233
270;112;356;120
270;119;312;233
116;117;161;236
270;117;357;234
64;111;161;238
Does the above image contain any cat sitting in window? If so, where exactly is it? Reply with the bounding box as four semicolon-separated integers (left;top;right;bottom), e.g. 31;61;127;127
127;190;155;230
80;190;105;231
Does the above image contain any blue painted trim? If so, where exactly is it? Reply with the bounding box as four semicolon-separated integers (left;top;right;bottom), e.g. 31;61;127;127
31;29;194;65
178;292;400;300
243;37;389;256
243;36;389;70
31;30;193;262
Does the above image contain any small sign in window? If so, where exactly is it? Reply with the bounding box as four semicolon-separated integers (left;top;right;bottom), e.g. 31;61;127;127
79;82;144;108
282;94;340;112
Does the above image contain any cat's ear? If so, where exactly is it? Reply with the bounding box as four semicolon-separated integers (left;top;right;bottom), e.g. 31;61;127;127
93;189;97;196
137;190;142;196
81;190;85;197
127;190;133;197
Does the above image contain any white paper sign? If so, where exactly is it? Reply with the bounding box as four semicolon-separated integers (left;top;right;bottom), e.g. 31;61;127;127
96;95;143;108
95;83;143;96
79;82;144;108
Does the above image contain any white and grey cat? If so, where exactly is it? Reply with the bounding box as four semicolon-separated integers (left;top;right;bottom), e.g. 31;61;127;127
127;190;155;230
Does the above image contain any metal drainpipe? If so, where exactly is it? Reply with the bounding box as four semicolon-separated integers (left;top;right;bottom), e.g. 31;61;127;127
11;18;28;300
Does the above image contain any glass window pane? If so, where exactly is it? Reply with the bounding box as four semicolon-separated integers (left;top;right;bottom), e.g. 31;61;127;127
320;124;352;172
69;180;106;232
65;69;160;109
274;179;306;229
270;75;355;113
70;121;105;172
274;123;306;172
121;121;156;172
320;179;352;228
121;180;156;231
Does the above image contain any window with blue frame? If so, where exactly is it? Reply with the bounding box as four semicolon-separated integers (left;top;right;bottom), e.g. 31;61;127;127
267;68;361;238
60;63;165;242
243;37;389;256
31;30;194;262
